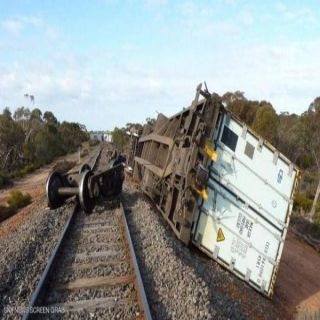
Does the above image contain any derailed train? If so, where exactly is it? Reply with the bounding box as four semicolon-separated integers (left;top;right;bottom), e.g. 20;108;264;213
128;83;300;298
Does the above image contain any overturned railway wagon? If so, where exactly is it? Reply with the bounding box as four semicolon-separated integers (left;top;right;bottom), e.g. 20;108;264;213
131;83;300;297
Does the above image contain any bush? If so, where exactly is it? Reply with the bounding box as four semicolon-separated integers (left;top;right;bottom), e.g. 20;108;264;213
313;211;320;224
310;222;320;236
7;190;32;210
0;205;17;222
53;160;76;173
14;164;37;178
293;192;313;212
0;190;31;222
80;148;89;158
291;215;320;241
303;171;318;185
89;139;100;147
0;171;9;188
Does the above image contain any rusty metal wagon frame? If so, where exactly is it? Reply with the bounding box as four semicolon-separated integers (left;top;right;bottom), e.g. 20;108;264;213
131;84;223;244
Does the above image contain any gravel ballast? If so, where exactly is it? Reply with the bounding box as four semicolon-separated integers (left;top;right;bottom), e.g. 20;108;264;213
0;146;114;319
122;182;291;320
0;197;73;319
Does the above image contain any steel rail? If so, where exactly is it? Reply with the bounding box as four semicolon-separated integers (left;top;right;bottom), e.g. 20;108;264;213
22;202;78;320
91;146;102;171
120;201;153;320
67;146;102;175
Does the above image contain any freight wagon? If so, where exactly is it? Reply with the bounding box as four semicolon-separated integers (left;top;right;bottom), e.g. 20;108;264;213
130;83;300;297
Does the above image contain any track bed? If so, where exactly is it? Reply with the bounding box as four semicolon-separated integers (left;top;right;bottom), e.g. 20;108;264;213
25;199;150;319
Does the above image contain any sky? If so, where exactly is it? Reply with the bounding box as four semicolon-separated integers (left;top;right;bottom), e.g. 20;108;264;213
0;0;319;130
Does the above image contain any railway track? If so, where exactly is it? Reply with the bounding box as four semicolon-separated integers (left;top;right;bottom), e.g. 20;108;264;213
23;145;151;319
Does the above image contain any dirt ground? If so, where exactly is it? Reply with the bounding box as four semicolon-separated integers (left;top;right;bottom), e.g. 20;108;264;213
0;152;80;206
0;152;81;240
276;229;320;317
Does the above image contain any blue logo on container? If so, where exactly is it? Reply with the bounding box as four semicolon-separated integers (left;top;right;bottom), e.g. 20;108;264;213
277;169;283;184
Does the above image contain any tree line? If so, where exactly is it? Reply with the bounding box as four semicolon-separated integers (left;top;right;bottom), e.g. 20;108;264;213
0;106;89;186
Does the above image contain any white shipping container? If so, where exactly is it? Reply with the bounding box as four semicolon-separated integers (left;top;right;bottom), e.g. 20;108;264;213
192;112;300;297
104;133;113;142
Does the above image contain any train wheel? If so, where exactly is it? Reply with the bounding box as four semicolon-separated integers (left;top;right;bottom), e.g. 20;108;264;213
79;163;91;174
46;171;64;209
79;170;95;213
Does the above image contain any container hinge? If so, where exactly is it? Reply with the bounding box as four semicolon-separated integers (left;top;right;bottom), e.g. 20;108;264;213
230;257;236;271
196;233;203;243
274;233;282;242
225;113;231;126
196;188;208;201
257;138;263;152
213;245;220;259
277;219;286;228
204;144;218;162
201;207;210;216
273;151;279;165
241;125;247;139
260;280;266;292
195;164;209;188
245;269;251;282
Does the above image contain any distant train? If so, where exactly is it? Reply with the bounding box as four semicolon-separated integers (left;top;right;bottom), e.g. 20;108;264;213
128;83;300;298
89;132;113;143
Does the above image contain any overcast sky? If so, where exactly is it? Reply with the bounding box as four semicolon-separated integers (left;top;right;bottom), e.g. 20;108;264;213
0;0;319;130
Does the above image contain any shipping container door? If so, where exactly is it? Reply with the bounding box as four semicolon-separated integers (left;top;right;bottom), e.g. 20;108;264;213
192;113;299;297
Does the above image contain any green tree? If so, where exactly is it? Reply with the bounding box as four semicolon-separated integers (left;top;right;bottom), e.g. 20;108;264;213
309;96;320;113
30;108;43;121
305;97;320;221
276;113;301;162
222;91;259;126
33;124;61;165
0;108;25;171
251;105;278;144
43;111;58;125
58;122;88;153
0;105;89;184
112;127;128;151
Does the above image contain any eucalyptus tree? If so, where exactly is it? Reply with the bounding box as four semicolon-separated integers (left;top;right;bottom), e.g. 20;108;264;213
0;108;25;171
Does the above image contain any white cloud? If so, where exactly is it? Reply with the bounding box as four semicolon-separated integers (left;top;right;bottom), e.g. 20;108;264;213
178;1;240;37
275;3;317;24
1;19;22;33
144;0;167;7
284;8;316;23
239;11;253;26
2;39;320;129
275;1;286;12
1;16;42;34
1;5;320;130
19;16;42;27
212;41;320;114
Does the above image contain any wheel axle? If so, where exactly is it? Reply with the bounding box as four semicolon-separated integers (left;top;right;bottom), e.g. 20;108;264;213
46;157;125;213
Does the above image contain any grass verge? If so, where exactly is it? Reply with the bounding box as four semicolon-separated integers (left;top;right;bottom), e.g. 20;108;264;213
0;190;32;223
